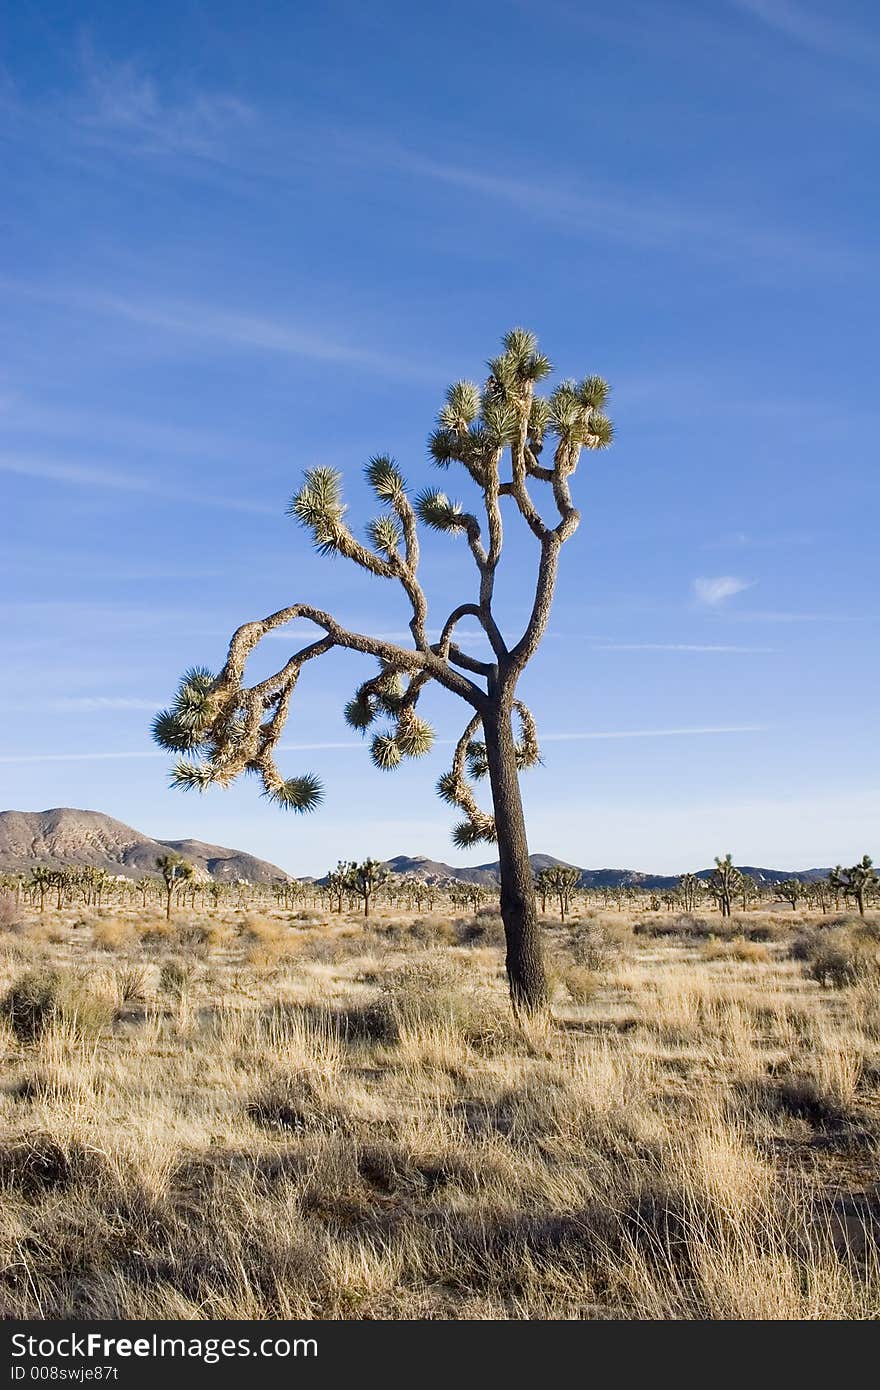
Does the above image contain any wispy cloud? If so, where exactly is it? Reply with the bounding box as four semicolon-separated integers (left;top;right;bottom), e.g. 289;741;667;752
592;643;774;654
0;750;164;765
729;0;880;64
334;134;860;276
0;725;768;765
1;280;442;383
0;452;276;515
540;725;768;742
48;697;161;713
694;576;754;606
76;44;256;161
729;609;868;624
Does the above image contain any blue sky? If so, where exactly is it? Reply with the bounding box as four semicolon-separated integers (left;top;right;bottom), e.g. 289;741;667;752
2;0;877;875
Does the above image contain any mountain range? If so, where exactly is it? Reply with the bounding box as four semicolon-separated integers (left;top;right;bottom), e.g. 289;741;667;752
0;809;832;888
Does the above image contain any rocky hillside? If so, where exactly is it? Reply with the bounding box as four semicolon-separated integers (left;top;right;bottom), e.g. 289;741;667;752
381;854;831;890
0;809;831;888
0;809;291;884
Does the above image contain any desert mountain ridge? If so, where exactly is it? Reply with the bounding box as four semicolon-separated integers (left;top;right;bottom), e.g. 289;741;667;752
0;809;832;889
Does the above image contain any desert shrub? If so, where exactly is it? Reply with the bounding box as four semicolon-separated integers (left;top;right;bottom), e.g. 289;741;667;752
701;938;769;964
0;1132;112;1196
247;1070;345;1133
735;917;787;943
381;958;511;1048
801;926;880;989
334;999;399;1045
239;916;293;970
453;913;506;948
560;964;599;1005
570;922;622;972
92;918;137;952
2;968;114;1042
408;916;459;947
634;913;713;939
177;919;230;954
114;966;150;1006
138;918;176;950
159;958;196;998
0;893;21;931
290;911;323;927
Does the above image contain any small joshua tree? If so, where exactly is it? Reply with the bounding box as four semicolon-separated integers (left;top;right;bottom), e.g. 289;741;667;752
709;854;742;919
776;877;803;912
342;858;387;920
152;329;612;1011
677;872;701;912
542;864;580;921
830;855;877;918
155;852;194;921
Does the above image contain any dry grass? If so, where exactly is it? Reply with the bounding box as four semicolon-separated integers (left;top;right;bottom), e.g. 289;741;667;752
0;902;878;1320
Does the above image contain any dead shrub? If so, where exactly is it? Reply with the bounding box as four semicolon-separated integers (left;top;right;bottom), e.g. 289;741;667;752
560;964;599;1005
801;925;880;989
2;968;114;1042
159;958;196;998
701;938;769;964
92;919;137;952
0;893;21;931
454;913;506;948
247;1071;345;1133
0;1132;111;1196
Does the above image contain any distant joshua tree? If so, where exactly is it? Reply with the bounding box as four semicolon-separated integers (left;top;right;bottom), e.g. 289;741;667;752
677;872;701;912
709;854;742;918
326;862;350;915
155;852;194;920
152;329;612;1012
538;864;580;921
342;859;387;920
776;877;803;912
830;856;878;918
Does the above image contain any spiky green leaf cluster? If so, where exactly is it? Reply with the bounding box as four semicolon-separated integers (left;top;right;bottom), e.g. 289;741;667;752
169;759;217;792
396;713;434;758
414;488;466;532
364;455;407;504
370;734;402;771
288;467;347;555
548;379;613;447
367;515;402;555
465;740;489;780
452;818;496;848
152;667;217;754
261;773;324;812
438;381;481;431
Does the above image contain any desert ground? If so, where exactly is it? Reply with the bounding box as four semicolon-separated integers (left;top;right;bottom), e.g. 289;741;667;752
1;895;879;1320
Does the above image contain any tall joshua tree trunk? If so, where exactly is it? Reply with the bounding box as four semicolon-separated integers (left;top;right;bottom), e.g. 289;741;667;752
484;700;546;1009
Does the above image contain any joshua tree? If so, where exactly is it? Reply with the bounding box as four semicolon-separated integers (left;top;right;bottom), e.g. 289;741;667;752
676;873;701;912
342;858;387;920
709;854;742;918
535;867;551;914
30;866;54;914
739;874;760;911
155;852;193;921
541;864;581;921
776;877;803;912
326;862;349;915
830;855;877;918
152;329;612;1012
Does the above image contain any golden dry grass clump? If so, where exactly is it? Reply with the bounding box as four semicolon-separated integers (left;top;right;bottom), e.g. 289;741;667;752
0;900;878;1320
